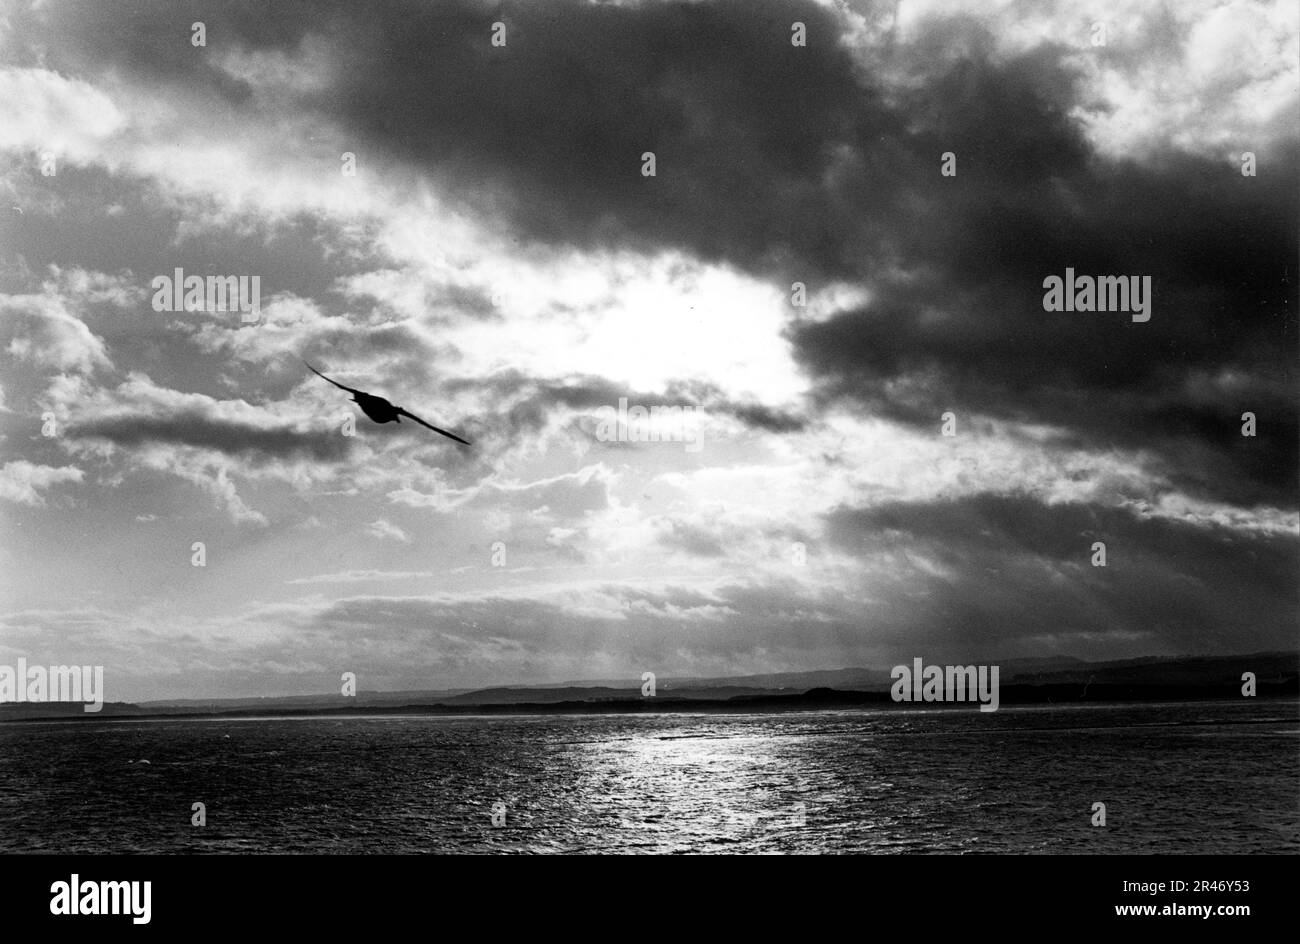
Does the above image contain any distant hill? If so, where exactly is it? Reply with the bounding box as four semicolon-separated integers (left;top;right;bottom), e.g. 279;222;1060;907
651;656;1090;692
137;689;473;710
1010;652;1297;687
1;651;1293;721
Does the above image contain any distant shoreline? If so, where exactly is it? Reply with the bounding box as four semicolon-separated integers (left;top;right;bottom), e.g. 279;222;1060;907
3;683;1296;724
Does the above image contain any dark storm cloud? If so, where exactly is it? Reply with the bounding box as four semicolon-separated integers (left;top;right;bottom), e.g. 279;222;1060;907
69;410;357;462
445;369;807;438
727;402;806;433
311;0;901;275
795;140;1299;508
13;0;898;277
825;494;1298;656
15;0;1294;506
443;370;632;439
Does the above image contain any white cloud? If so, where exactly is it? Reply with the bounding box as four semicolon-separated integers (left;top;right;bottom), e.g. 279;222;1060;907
0;290;111;374
0;460;84;506
0;67;124;159
286;569;439;585
366;518;412;543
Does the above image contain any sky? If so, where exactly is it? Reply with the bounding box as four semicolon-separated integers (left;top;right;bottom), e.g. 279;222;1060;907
0;0;1295;702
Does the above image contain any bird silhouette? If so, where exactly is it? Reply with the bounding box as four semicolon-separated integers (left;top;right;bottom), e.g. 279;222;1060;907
305;362;470;445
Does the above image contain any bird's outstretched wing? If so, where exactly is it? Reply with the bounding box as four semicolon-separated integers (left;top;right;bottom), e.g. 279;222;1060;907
396;408;471;446
304;361;362;395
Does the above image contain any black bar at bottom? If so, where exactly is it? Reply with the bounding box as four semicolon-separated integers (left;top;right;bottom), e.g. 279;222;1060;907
0;853;1289;932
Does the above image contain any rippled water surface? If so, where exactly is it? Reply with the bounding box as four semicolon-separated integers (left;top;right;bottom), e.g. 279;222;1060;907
2;700;1295;853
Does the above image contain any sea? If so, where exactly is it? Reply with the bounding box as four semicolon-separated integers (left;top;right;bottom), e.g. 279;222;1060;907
1;699;1295;854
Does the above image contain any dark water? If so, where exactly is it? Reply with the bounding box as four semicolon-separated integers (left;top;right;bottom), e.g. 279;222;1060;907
1;700;1295;854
